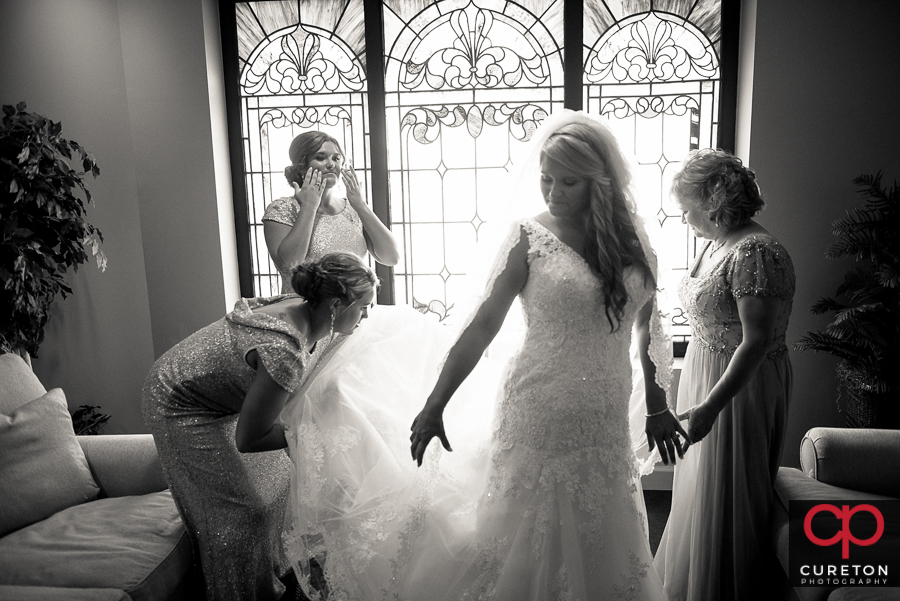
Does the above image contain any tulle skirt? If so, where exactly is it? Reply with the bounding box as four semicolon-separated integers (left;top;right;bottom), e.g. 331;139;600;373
281;303;668;600
280;304;501;600
653;342;791;601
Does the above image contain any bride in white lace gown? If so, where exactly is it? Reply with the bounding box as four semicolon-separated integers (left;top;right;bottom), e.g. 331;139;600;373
283;112;685;600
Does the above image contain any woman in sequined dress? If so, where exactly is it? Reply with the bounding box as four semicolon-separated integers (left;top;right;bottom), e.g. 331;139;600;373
263;131;398;294
653;149;795;601
141;253;377;601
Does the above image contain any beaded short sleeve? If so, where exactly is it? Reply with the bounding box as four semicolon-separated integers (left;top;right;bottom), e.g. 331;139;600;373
679;234;795;358
226;296;309;392
726;236;795;300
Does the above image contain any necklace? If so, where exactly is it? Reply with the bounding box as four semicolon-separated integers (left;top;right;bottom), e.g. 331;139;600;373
708;233;729;256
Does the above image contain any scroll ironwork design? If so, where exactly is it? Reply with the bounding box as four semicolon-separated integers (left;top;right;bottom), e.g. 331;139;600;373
400;103;548;144
259;106;352;130
586;12;717;85
243;27;365;95
402;5;548;91
600;95;699;119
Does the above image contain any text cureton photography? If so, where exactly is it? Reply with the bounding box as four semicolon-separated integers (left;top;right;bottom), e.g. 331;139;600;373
790;500;900;587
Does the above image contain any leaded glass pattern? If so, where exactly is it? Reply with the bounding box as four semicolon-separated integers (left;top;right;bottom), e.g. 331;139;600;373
382;0;564;322
235;0;369;296
224;0;729;345
584;1;722;342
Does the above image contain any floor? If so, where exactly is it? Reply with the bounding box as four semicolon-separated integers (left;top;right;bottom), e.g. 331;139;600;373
643;489;672;555
643;489;798;601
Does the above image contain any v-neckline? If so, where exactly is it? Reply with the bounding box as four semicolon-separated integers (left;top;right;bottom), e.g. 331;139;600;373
527;217;591;268
689;240;730;279
688;233;772;279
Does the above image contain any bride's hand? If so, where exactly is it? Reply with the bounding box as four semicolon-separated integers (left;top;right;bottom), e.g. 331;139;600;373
410;407;452;467
291;167;325;212
645;410;691;465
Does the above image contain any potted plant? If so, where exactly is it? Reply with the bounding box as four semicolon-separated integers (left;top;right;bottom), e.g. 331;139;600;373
794;172;900;428
0;102;105;361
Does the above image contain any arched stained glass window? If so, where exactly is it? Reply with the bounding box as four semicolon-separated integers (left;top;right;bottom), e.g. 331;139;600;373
382;0;564;322
220;0;736;351
232;0;369;296
583;1;724;345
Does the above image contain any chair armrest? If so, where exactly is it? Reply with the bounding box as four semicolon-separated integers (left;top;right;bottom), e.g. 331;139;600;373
799;427;900;498
77;434;169;497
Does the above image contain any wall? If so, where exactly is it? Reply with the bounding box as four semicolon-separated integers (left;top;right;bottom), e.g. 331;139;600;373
747;0;900;466
0;0;238;433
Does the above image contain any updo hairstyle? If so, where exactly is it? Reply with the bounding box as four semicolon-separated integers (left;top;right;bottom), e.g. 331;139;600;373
290;252;377;306
283;131;344;187
671;149;765;231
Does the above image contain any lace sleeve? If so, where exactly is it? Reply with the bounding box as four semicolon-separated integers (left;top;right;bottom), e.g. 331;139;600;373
443;220;529;342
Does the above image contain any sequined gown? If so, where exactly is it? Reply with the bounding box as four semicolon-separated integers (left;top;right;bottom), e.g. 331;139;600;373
262;196;368;294
653;234;795;601
282;218;667;600
142;297;328;601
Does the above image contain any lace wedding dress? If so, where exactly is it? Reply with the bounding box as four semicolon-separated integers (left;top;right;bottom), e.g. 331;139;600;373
282;217;667;600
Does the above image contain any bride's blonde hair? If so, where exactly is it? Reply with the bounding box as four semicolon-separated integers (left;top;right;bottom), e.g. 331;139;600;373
541;122;654;330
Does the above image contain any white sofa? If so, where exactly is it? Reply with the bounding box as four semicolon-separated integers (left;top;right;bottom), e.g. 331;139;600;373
0;353;201;601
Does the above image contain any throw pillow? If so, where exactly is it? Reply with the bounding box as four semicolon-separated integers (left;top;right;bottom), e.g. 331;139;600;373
0;388;100;536
0;353;47;414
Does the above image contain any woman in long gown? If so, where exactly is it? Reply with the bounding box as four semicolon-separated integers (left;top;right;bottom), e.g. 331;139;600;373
403;112;686;600
141;253;378;601
653;149;795;601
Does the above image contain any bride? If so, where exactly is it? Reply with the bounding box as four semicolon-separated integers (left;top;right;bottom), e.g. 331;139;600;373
280;111;685;600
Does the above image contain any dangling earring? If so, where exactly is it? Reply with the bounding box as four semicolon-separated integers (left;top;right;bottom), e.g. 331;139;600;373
329;311;335;338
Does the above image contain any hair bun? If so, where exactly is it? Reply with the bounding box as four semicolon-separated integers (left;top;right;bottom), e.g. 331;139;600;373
284;164;305;186
289;252;378;306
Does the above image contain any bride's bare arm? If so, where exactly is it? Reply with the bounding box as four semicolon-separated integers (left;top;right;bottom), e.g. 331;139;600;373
410;227;529;465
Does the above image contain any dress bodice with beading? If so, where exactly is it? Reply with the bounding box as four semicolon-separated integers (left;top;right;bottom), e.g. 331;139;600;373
262;196;368;294
497;218;653;458
678;234;795;359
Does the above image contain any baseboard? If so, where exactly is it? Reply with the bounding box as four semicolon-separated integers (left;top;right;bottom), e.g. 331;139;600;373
641;464;674;491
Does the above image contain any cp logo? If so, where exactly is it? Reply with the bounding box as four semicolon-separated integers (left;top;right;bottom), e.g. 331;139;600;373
804;504;884;559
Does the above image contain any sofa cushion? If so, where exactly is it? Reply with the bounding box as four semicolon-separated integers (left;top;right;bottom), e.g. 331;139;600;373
828;587;900;601
0;491;194;601
775;467;897;507
800;428;900;498
0;585;129;601
0;353;47;414
0;388;100;536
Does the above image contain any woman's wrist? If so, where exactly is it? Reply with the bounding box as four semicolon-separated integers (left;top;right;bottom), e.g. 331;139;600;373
645;407;671;418
423;395;447;413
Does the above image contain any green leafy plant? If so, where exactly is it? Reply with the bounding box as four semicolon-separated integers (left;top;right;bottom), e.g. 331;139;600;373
794;172;900;427
0;102;104;358
71;405;111;435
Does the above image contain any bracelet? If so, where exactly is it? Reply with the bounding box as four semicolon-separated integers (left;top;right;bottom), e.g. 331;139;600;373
645;407;670;418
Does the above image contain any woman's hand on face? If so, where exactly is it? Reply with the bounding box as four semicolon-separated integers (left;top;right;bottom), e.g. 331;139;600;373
680;402;719;453
292;167;325;211
409;406;452;467
342;163;366;210
645;410;691;465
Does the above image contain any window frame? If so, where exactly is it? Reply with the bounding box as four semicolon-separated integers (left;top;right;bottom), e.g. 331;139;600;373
218;0;741;321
